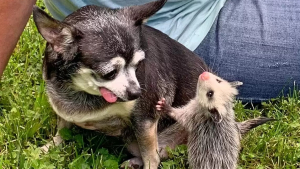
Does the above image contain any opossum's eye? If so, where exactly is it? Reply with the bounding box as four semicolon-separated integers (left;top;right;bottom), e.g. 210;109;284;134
102;69;118;80
216;79;222;83
206;90;214;98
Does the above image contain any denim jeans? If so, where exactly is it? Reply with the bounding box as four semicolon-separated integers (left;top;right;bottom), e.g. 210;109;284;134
194;0;300;102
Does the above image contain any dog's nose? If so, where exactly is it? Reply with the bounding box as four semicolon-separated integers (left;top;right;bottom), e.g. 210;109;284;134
127;88;142;100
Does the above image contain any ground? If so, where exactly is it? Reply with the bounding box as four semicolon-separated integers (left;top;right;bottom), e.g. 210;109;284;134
0;2;299;169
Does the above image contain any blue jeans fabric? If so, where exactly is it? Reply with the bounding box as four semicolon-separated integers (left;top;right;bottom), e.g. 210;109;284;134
194;0;300;102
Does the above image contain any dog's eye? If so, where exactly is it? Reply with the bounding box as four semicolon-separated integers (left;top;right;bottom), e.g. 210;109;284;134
91;72;98;79
103;69;117;80
216;79;222;83
206;90;214;98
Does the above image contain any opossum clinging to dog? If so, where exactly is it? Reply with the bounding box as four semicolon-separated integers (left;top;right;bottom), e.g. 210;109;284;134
157;72;274;169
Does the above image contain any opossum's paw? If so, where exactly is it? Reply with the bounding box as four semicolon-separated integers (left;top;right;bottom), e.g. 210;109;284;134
156;98;172;114
120;157;143;169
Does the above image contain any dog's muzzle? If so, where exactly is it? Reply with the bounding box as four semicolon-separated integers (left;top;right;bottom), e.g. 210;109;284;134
126;87;142;100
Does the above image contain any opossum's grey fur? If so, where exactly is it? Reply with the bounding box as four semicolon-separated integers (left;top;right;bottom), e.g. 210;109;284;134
163;99;240;169
188;100;240;169
157;72;273;169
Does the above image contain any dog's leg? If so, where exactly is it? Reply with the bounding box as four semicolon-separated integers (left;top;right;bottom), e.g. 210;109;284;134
41;116;72;152
121;157;143;169
157;123;188;159
121;123;188;168
127;123;187;161
121;141;143;169
133;119;160;169
121;126;159;169
120;128;147;168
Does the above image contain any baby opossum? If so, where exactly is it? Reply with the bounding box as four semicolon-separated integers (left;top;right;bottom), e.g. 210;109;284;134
156;71;273;169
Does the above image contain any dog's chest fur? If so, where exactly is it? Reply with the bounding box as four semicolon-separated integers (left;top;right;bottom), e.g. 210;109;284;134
50;99;135;123
49;96;135;135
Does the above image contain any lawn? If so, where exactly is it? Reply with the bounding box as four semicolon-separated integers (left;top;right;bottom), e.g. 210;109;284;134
0;1;300;169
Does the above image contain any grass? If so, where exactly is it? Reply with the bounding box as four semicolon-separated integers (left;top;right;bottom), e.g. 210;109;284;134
0;1;299;169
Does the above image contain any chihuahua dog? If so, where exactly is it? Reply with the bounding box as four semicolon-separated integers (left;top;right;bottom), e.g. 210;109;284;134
33;0;209;168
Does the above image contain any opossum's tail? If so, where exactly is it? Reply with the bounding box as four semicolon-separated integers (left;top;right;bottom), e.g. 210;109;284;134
238;117;275;135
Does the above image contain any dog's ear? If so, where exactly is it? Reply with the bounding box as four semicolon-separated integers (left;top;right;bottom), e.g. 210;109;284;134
32;6;82;54
123;0;167;25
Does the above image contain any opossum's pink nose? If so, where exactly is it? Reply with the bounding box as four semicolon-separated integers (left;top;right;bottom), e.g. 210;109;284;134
200;72;210;81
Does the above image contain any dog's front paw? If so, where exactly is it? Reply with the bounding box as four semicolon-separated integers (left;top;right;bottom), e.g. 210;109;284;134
41;144;51;153
156;98;172;114
120;157;143;169
40;135;64;153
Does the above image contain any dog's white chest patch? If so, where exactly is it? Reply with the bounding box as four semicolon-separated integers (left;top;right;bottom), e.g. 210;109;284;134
49;99;136;123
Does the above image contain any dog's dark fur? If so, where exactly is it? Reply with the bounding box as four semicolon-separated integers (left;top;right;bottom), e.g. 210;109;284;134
33;0;208;168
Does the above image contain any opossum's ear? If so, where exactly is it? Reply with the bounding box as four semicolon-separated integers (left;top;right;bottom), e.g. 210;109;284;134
123;0;167;25
33;6;83;54
209;108;222;123
230;81;243;88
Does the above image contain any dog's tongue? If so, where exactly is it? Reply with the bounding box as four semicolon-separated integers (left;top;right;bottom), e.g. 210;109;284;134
100;88;117;103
